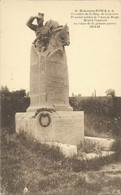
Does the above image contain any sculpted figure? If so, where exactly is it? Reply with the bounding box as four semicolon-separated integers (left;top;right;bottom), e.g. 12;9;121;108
26;13;50;51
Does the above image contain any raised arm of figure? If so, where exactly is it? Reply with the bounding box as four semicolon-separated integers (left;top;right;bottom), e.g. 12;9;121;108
26;16;38;31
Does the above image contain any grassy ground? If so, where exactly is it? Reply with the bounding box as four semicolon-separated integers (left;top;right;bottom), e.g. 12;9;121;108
1;128;121;195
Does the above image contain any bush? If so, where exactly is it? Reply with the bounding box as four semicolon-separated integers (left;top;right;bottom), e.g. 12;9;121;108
69;96;121;137
1;97;30;130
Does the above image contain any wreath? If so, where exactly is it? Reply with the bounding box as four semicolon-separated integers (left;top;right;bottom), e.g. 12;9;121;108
32;108;55;118
39;113;51;127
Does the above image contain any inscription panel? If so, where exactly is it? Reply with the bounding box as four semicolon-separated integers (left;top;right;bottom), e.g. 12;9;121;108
52;112;84;145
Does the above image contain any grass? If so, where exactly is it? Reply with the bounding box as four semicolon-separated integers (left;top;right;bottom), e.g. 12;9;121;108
1;128;121;195
111;137;121;161
77;139;103;155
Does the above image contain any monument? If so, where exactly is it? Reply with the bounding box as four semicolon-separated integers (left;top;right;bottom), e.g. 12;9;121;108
15;13;84;146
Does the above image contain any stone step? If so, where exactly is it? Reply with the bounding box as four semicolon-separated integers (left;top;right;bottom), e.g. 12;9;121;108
77;151;115;161
85;136;115;151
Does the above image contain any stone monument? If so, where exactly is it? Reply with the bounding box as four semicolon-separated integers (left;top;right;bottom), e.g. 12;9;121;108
15;13;84;146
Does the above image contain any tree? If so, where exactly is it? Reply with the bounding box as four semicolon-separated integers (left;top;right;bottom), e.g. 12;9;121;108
0;86;10;96
0;86;27;97
77;94;82;98
105;89;115;97
11;89;26;97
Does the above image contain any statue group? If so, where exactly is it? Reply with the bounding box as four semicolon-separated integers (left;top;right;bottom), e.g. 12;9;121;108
26;13;70;52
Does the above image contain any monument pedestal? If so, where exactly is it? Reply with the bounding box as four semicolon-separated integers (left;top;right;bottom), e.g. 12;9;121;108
16;111;84;146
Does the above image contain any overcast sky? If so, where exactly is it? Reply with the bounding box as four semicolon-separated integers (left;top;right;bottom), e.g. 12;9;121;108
1;0;121;96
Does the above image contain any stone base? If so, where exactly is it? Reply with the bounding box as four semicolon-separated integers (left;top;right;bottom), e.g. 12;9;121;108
15;111;84;146
85;136;115;151
42;142;77;158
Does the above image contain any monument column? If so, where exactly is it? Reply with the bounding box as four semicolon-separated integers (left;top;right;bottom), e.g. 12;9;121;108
27;45;49;112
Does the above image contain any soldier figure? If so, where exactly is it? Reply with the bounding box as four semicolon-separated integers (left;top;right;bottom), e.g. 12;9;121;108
26;13;50;51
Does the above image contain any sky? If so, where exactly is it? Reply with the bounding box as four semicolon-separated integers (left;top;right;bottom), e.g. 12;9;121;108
1;0;121;96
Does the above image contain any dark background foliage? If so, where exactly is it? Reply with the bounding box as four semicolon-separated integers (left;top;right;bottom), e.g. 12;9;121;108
69;96;121;137
1;86;121;137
